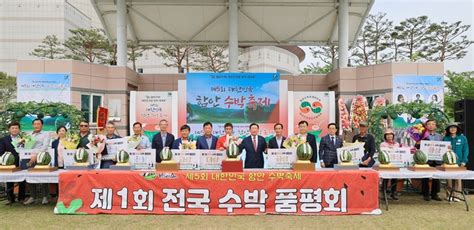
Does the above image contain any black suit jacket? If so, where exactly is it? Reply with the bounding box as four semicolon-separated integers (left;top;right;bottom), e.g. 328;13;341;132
0;135;20;167
239;135;267;169
152;133;175;163
318;134;343;165
305;133;318;163
268;136;286;149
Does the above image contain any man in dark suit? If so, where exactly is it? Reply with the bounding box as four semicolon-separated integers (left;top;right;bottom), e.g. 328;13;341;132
196;122;218;150
239;123;267;168
319;123;343;168
0;122;26;205
152;119;175;163
297;121;318;163
268;123;286;149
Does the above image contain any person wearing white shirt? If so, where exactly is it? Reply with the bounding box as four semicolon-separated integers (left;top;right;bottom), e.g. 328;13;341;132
24;119;51;206
132;122;151;149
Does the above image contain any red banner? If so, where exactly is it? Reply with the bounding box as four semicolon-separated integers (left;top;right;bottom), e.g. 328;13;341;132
56;170;379;215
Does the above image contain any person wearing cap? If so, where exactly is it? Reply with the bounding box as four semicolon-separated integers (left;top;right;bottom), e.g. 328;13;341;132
443;122;469;202
380;128;401;200
352;121;375;167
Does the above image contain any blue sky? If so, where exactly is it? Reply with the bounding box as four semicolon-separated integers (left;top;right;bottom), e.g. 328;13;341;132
300;0;474;72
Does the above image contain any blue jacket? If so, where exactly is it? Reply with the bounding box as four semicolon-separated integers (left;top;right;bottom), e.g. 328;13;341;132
318;134;343;165
196;135;218;150
443;134;469;165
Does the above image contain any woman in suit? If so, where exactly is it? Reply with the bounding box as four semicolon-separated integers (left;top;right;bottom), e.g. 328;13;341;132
51;126;67;168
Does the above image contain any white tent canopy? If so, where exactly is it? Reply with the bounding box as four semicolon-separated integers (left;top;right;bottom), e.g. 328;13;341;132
91;0;374;70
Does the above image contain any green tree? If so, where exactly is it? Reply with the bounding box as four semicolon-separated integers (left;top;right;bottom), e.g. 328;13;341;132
0;72;16;111
100;43;117;66
128;41;153;71
352;13;393;66
427;21;473;62
309;45;338;68
194;45;229;73
393;16;432;61
444;71;474;120
63;28;109;63
30;35;65;59
300;63;333;74
155;45;193;73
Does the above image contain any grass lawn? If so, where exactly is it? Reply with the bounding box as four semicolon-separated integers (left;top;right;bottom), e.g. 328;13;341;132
1;192;473;229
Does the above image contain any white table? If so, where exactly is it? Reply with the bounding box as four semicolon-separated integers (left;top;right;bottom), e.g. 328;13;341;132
378;168;474;211
0;170;64;184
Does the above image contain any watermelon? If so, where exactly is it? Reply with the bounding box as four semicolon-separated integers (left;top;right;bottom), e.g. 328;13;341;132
296;142;313;161
1;152;16;166
413;150;428;165
226;142;240;159
160;147;173;161
116;150;130;163
340;150;352;163
74;148;88;163
443;150;457;165
36;151;52;166
378;150;391;165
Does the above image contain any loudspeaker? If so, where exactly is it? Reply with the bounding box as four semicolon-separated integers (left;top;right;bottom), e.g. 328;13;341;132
455;99;474;191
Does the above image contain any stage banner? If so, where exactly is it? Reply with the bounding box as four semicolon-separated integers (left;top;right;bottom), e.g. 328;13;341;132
55;170;379;215
183;73;282;140
392;75;444;129
420;140;450;161
17;72;71;103
292;92;335;139
130;91;173;142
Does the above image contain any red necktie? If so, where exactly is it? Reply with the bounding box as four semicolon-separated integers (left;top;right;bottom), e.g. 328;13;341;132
252;136;257;151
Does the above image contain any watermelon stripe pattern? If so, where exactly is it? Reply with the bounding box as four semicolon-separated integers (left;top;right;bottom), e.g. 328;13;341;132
378;151;391;165
226;142;240;159
1;152;15;166
413;150;428;164
36;151;52;166
340;150;352;163
116;150;130;163
160;147;173;161
443;150;457;165
74;148;88;163
296;143;313;161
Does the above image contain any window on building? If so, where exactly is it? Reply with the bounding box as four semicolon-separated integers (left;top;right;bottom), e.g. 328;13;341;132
81;93;103;123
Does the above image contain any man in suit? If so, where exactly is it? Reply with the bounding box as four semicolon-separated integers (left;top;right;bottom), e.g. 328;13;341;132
172;124;191;149
152;119;175;163
196;122;218;150
297;121;318;163
239;123;267;168
352;121;376;167
268;123;286;149
0;122;26;205
319;123;343;168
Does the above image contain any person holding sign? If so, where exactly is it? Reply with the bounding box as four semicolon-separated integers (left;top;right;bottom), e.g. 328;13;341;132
152;119;175;162
352;121;375;167
268;123;286;149
380;128;401;200
319;123;343;168
297;121;318;163
418;119;443;201
132;122;151;149
24;119;51;205
196;122;217;150
172;124;191;149
0;122;26;205
239;123;267;168
443;123;469;202
101;121;121;169
216;123;240;150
